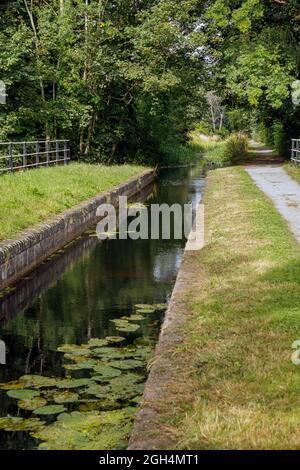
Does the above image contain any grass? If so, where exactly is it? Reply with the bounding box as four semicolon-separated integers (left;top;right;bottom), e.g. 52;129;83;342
0;162;146;242
283;163;300;183
159;132;229;168
159;167;300;449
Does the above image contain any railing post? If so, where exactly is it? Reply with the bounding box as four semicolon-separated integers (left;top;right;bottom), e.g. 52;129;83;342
56;141;59;162
36;141;40;167
22;142;27;168
46;140;50;166
8;142;13;171
64;140;68;164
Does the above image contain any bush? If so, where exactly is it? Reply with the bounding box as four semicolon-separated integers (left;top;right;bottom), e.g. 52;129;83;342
272;121;289;157
224;133;248;163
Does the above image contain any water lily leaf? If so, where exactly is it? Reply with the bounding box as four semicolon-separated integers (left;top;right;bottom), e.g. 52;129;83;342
153;303;168;311
7;389;40;400
0;416;45;432
115;324;140;333
130;396;142;404
110;319;130;326
127;314;144;321
19;375;58;389
87;338;109;348
109;373;145;387
53;391;79;404
63;359;97;370
17;397;47;411
90;347;117;355
111;319;140;332
78;400;105;412
64;353;91;362
92;365;122;378
33;405;66;416
0;380;25;390
134;304;155;312
105;336;126;344
109;359;144;370
85;384;110;399
57;344;90;354
31;409;135;450
92;348;136;360
136;308;156;314
56;378;94;389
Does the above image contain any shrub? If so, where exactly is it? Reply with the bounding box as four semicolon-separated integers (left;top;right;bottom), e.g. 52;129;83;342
224;133;248;163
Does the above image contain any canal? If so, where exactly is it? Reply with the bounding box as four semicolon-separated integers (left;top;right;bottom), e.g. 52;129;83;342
0;164;205;450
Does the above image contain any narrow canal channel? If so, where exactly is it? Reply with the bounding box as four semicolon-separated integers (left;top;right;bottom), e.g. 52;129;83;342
0;164;205;450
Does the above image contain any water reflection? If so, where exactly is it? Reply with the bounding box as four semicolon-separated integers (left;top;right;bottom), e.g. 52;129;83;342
0;165;205;449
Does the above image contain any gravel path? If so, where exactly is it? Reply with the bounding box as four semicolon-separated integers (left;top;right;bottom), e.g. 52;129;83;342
246;165;300;243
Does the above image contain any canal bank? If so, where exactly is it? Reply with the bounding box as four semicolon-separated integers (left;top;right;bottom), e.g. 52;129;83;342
129;166;300;450
0;169;155;291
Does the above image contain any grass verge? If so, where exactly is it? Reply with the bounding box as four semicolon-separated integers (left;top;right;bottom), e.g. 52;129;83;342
156;167;300;449
0;163;146;242
283;163;300;184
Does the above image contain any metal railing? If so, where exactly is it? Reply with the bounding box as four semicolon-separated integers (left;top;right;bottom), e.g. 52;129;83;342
291;139;300;164
0;140;70;174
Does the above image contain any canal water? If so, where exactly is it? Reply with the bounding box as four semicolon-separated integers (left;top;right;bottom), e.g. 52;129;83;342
0;164;205;450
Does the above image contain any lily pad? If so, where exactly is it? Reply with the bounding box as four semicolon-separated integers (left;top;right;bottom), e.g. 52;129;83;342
109;373;145;386
92;365;122;378
57;344;90;354
105;336;126;344
87;338;109;348
116;324;140;333
0;416;45;432
131;396;142;404
85;384;110;399
7;389;40;400
33;405;67;416
31;409;135;450
19;375;58;389
56;378;94;389
109;359;144;370
134;304;156;312
17;397;47;411
64;353;91;363
63;359;97;371
53;391;79;404
111;320;140;333
127;314;144;321
92;348;136;360
0;380;25;391
153;303;168;311
90;347;117;355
